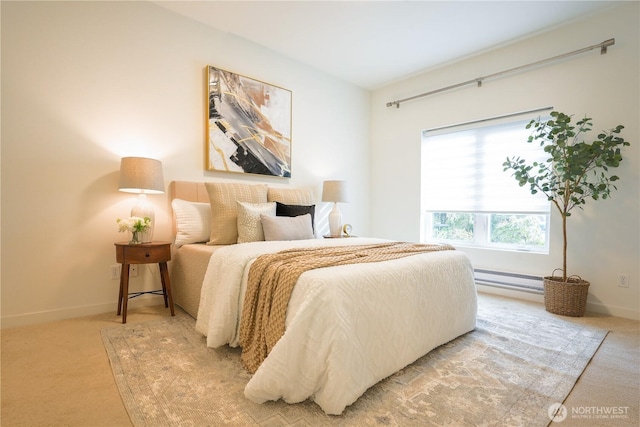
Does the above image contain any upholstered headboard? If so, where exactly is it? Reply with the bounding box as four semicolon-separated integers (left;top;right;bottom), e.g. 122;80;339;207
170;180;318;245
170;181;209;203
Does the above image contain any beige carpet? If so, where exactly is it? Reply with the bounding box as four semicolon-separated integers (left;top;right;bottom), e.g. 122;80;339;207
101;300;607;426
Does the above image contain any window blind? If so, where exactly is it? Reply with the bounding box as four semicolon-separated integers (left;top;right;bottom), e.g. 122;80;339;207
421;118;550;214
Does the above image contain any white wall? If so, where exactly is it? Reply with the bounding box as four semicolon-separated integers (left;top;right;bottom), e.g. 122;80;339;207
1;1;370;327
3;2;638;326
371;3;640;319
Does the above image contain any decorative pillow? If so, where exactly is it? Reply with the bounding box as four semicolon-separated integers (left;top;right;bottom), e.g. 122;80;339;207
276;202;316;232
171;199;211;248
267;187;316;205
261;214;315;241
205;182;268;245
237;202;276;243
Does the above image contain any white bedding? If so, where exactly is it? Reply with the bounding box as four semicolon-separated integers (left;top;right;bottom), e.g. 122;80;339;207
195;237;477;415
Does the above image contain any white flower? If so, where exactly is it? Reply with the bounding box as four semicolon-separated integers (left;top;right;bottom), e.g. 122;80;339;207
117;216;151;233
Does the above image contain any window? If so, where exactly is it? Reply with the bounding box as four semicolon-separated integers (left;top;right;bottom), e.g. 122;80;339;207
421;117;550;252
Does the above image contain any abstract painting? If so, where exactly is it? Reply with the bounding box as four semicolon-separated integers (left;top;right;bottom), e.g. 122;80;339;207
206;66;292;177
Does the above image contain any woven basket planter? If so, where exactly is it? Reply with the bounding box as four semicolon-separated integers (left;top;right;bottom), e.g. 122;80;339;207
543;276;590;317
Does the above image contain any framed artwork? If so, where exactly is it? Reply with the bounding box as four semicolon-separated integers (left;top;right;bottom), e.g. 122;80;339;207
206;66;292;177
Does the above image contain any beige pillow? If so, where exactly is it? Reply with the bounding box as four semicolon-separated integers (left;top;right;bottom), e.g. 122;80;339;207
261;214;315;241
237;202;276;243
205;182;268;245
267;187;316;205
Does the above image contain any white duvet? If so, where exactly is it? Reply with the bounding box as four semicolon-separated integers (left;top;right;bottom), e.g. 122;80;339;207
195;237;477;415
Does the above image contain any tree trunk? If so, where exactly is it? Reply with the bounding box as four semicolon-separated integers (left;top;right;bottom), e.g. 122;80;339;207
562;213;568;282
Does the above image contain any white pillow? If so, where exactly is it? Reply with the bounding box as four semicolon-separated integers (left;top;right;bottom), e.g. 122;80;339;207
237;202;276;243
171;199;211;248
261;214;315;241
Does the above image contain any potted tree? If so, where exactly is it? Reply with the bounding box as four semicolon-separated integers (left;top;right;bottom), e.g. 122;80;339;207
503;111;630;316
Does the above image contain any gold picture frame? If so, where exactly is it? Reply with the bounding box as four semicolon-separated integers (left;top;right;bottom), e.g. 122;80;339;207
206;66;292;177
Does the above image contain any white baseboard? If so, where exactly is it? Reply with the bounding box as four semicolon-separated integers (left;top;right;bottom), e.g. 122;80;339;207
4;285;637;328
585;301;640;321
1;296;162;329
477;283;640;321
476;283;544;304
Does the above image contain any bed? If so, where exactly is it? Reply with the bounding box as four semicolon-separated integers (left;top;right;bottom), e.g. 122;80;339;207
168;181;477;415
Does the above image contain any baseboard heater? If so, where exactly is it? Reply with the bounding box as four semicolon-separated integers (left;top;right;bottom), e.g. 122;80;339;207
474;268;543;294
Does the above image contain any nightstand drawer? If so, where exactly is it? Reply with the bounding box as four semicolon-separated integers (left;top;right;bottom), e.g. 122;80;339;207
115;243;171;264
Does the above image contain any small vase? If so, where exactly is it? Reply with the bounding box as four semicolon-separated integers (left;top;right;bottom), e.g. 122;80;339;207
130;231;142;245
138;228;153;243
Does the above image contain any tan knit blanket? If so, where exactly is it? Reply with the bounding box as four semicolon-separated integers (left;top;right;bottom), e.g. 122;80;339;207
239;242;455;373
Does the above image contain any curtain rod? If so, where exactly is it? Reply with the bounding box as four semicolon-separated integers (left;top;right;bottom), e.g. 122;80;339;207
423;106;553;134
386;38;615;108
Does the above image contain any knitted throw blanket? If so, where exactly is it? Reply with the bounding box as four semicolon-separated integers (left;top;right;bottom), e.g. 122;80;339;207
239;242;455;373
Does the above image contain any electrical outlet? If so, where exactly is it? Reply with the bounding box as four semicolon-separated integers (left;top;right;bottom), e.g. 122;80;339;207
130;264;138;277
618;273;629;288
110;265;121;280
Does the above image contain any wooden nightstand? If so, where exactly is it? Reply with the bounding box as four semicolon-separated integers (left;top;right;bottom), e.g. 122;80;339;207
114;241;174;324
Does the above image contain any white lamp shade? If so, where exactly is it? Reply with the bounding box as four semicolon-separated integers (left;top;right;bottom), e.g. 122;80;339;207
321;180;349;203
118;157;165;194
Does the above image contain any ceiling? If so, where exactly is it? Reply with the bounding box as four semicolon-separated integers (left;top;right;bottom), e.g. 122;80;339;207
153;1;619;89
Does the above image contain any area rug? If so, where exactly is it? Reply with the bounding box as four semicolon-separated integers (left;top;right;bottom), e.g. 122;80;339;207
102;300;607;426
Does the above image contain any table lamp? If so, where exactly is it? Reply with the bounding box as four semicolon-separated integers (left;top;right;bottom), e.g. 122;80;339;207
322;180;349;237
118;157;164;243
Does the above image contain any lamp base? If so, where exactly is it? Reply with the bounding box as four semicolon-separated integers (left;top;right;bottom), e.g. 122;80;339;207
328;203;342;237
131;194;154;243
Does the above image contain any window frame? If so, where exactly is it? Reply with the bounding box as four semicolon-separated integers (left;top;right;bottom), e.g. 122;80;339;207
422;211;550;253
420;115;551;253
